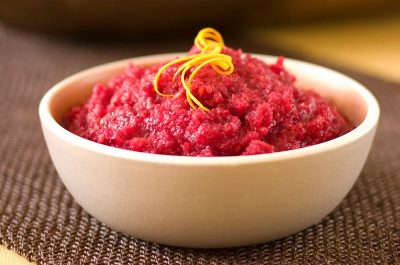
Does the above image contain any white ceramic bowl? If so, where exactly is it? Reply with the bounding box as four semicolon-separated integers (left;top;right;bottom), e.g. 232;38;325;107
39;54;379;248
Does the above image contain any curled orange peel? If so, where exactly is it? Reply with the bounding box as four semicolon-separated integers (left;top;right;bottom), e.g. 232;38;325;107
153;28;234;111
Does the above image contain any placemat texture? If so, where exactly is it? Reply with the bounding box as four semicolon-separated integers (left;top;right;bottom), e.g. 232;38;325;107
0;24;399;265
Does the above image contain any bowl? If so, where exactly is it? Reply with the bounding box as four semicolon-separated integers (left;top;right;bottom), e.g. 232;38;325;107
39;53;379;248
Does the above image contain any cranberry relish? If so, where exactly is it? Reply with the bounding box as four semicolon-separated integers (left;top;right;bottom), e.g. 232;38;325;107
64;47;353;156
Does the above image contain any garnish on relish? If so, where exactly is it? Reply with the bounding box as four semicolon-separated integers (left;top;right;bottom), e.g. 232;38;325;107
64;27;353;156
153;28;234;111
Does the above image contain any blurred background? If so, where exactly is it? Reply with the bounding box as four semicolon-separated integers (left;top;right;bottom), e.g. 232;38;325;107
1;0;399;82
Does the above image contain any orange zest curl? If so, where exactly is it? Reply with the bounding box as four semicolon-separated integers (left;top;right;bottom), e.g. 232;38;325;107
153;28;234;111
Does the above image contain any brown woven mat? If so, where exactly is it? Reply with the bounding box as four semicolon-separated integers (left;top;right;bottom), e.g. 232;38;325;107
1;24;399;265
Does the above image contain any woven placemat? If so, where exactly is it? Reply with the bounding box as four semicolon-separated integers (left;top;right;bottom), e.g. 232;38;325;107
0;24;399;265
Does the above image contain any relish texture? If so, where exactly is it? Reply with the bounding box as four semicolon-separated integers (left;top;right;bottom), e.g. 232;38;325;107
64;46;353;156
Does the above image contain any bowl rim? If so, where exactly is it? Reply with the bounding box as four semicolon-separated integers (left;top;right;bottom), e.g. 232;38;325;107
39;53;380;166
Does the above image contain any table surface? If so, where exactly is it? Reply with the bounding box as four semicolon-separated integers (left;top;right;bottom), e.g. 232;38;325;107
253;16;400;83
1;17;399;264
